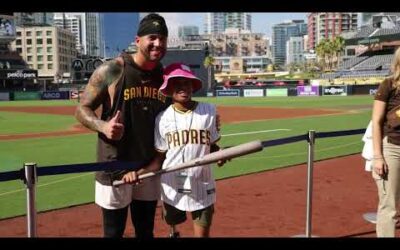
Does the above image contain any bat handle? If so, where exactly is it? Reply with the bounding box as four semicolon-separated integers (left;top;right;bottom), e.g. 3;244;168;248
112;179;124;186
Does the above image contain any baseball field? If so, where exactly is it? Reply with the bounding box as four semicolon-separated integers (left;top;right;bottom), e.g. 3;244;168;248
0;95;383;237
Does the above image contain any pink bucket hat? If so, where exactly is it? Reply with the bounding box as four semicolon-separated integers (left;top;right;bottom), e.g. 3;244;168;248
160;63;202;96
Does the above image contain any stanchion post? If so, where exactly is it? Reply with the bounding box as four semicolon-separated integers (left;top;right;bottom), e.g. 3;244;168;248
24;162;37;238
292;130;318;238
305;130;315;237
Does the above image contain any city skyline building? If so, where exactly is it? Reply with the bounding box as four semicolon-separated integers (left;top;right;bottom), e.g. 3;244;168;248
307;12;358;51
286;36;304;65
272;20;307;66
11;25;77;83
53;13;104;57
14;13;54;26
178;25;199;39
204;13;252;34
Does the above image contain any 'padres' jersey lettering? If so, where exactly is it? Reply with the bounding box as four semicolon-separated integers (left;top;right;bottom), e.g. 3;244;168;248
166;129;211;149
123;86;166;102
154;102;220;212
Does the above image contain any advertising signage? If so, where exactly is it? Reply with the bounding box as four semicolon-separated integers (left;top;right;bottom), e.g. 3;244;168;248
41;91;71;100
297;86;319;96
322;86;348;96
216;89;240;97
0;14;16;41
266;88;288;97
0;69;38;80
243;89;264;97
358;38;380;45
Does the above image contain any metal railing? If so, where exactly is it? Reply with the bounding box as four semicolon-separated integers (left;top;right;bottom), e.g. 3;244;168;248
0;128;366;237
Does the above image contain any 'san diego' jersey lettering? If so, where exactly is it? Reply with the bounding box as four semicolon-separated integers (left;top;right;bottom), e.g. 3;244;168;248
123;85;166;103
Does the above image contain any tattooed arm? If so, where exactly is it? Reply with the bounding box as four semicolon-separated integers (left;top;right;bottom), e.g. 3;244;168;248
75;58;124;139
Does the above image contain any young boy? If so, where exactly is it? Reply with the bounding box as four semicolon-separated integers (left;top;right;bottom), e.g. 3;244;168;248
124;63;224;237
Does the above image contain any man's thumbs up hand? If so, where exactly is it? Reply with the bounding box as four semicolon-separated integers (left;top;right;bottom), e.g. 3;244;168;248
103;110;124;140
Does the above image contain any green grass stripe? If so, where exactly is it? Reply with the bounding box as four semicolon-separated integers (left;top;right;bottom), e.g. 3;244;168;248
0;134;97;172
0;173;95;219
195;95;374;109
0;100;79;107
0;112;77;135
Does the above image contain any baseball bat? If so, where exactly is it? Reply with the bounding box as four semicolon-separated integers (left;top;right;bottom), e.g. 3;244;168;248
112;140;263;186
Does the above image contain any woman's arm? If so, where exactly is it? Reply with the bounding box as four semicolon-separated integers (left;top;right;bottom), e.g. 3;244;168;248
372;99;388;177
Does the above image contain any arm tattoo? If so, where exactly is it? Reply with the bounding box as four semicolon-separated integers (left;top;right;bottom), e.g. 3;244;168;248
75;59;123;133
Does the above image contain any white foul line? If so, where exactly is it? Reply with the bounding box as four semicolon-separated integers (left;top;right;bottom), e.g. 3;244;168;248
222;129;291;137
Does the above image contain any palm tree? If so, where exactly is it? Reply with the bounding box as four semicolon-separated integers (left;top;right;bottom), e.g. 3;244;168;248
324;40;335;71
287;62;300;75
332;36;345;69
316;39;337;71
203;55;215;91
315;39;327;71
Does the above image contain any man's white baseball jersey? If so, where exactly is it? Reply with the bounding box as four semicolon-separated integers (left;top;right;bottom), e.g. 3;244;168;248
154;101;220;211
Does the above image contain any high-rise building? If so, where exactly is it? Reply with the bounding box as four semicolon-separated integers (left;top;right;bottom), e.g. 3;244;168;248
359;12;379;27
31;13;53;25
225;13;251;31
178;26;199;39
200;30;267;57
14;13;54;26
53;13;104;57
307;12;358;51
272;20;307;66
0;13;39;92
11;26;77;83
358;12;400;27
204;13;225;34
204;13;251;34
14;13;34;26
86;13;104;57
286;36;304;65
53;13;82;53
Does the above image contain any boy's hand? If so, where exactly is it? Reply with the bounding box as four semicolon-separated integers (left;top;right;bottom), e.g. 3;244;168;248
122;171;141;185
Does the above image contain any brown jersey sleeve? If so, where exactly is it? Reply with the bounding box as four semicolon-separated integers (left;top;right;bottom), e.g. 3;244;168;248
374;78;392;102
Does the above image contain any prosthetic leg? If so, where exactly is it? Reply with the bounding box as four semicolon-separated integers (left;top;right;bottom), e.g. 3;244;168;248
169;225;180;238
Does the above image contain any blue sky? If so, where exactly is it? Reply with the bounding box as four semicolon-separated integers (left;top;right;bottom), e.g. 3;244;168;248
104;12;308;57
103;13;139;57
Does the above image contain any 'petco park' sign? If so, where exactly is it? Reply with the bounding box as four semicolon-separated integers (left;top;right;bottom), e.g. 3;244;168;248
0;69;38;80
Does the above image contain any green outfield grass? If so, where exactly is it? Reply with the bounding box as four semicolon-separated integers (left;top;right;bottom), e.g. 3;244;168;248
0;100;78;107
195;95;374;109
0;112;77;134
0;96;373;219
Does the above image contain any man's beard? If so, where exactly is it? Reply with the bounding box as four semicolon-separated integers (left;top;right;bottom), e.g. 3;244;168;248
140;47;164;62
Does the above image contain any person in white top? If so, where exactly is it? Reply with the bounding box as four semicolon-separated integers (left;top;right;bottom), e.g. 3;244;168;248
123;62;226;237
362;121;373;172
